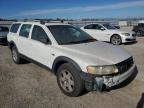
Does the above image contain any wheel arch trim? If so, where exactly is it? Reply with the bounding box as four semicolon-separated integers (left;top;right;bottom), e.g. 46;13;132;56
52;56;82;74
8;41;16;49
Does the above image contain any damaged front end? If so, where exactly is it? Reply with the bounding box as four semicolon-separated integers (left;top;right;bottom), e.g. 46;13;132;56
80;63;135;92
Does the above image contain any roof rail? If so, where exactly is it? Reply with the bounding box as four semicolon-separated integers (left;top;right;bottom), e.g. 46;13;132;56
16;19;67;24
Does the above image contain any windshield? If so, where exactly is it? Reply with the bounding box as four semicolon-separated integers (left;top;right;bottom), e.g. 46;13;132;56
47;25;96;45
103;24;116;30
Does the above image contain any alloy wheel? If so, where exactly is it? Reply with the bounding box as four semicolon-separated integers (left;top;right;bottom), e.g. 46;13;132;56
59;70;75;93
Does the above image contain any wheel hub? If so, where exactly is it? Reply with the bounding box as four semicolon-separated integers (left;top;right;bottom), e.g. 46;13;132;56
59;70;74;92
12;49;17;61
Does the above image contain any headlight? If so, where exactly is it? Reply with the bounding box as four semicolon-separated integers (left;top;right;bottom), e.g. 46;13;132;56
122;33;130;36
87;65;118;75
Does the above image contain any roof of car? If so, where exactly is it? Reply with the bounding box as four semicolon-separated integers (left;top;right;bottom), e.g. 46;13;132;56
13;21;70;26
45;23;69;26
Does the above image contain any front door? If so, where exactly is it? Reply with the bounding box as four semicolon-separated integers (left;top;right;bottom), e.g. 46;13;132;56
29;25;52;68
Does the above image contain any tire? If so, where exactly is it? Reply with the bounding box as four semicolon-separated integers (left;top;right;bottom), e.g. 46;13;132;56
111;35;122;45
11;46;22;64
57;63;85;97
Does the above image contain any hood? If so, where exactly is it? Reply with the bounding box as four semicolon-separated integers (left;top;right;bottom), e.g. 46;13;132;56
60;41;131;65
108;29;134;34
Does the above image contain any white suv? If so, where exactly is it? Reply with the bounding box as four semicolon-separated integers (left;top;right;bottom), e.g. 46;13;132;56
81;23;136;45
7;21;135;97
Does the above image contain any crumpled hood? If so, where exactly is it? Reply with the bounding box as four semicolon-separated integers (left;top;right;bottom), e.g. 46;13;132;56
61;41;131;65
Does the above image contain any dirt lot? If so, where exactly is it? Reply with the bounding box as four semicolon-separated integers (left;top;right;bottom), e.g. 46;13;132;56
0;37;144;108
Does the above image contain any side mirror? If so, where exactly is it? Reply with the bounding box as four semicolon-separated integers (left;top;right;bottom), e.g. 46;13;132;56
100;28;105;31
115;26;120;29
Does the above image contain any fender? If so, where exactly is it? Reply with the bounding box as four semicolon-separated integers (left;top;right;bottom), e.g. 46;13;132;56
110;34;121;41
8;41;16;49
52;56;82;74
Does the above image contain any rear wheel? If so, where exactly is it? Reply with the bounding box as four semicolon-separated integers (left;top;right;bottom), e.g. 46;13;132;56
57;63;84;97
11;46;22;64
111;35;122;45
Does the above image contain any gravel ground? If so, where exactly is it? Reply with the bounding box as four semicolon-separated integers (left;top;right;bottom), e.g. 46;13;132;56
0;37;144;108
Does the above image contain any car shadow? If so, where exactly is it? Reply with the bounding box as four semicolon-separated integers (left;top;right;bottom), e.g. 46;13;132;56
20;59;30;64
106;41;137;45
136;93;144;108
104;66;138;91
123;41;138;45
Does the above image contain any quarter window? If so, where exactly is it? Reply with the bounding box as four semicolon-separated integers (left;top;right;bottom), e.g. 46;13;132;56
10;23;21;33
94;24;103;30
19;24;31;38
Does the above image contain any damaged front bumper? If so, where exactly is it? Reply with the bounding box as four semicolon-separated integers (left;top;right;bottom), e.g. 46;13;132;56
80;64;135;91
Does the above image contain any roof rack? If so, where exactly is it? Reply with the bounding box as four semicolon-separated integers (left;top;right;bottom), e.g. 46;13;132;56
16;19;67;24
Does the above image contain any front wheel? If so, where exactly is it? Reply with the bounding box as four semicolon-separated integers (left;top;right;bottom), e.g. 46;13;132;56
57;63;84;97
111;35;122;45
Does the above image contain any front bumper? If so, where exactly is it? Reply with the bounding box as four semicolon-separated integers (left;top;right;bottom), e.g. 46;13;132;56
102;64;135;87
81;64;135;91
122;34;136;43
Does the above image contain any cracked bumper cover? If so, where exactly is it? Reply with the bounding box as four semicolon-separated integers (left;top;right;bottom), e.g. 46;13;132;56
80;64;135;91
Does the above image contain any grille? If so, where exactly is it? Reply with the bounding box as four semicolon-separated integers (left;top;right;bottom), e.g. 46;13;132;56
116;57;134;74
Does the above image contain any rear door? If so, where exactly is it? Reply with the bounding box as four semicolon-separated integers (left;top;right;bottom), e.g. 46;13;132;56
17;24;32;56
83;24;108;41
82;24;96;37
93;24;110;41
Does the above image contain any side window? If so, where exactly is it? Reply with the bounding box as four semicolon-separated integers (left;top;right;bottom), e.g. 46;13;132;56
84;24;94;29
31;25;50;43
0;27;2;32
19;24;31;38
10;23;21;33
94;24;103;30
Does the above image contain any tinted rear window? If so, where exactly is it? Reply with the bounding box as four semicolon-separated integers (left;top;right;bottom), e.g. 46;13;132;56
10;23;21;33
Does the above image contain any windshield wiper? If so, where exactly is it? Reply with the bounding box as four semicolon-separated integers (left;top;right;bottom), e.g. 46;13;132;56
61;39;97;45
79;38;97;43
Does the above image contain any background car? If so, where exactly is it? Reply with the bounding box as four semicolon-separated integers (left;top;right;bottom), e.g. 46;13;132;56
81;23;136;45
133;23;144;36
113;25;120;29
0;26;9;44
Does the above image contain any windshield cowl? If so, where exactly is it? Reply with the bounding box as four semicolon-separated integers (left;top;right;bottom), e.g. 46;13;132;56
60;39;97;45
